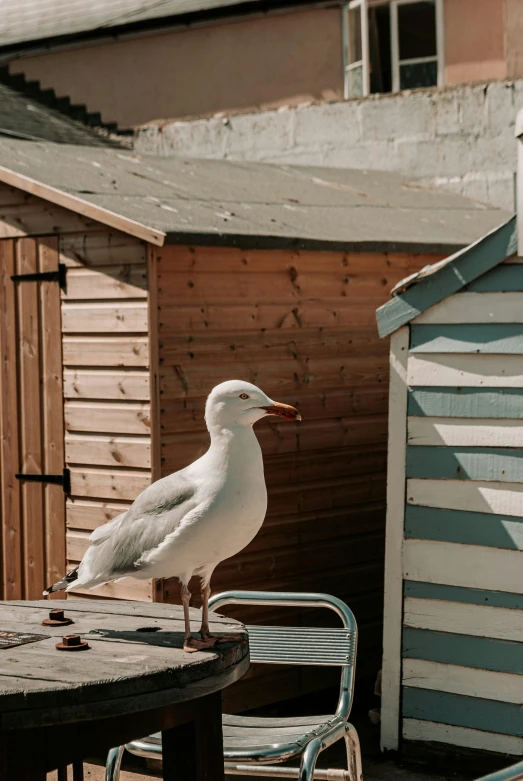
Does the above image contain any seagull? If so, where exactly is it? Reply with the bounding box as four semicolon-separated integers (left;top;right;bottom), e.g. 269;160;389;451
45;380;301;652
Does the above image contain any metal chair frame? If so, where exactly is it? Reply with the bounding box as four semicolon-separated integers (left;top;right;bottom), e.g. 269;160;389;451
106;591;362;781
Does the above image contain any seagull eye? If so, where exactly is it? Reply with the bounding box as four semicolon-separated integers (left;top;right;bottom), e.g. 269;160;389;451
239;393;249;400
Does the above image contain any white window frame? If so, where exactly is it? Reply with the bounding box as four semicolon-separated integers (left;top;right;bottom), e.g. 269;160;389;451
343;0;370;99
390;0;445;93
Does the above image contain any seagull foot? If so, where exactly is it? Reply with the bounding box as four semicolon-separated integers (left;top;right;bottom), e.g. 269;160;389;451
183;635;219;653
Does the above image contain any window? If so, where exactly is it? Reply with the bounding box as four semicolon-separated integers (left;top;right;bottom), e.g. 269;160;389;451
343;0;444;98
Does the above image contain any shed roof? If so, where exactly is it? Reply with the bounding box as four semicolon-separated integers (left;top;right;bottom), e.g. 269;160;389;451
0;138;510;253
376;216;517;338
0;84;119;147
0;0;308;51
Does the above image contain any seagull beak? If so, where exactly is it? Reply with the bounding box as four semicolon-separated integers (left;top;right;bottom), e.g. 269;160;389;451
260;402;302;421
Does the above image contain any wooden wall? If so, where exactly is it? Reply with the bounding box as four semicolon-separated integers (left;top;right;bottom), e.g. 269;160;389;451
60;231;156;602
382;255;523;757
154;244;439;711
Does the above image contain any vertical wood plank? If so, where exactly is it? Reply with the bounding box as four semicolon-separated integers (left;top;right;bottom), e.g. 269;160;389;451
0;239;22;599
40;236;66;596
195;692;225;781
147;244;163;604
380;326;409;752
17;237;45;599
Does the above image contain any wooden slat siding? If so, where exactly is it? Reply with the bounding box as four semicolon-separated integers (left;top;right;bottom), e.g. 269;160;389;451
65;401;151;434
63;369;150;401
406;446;523;482
402;688;523;737
404;598;523;642
403;719;523;756
0;201;100;239
66;498;131;531
408;353;523;387
61;230;153;602
413;292;523;325
404;505;523;550
403;628;523;674
62;266;147;299
408;387;523;418
65;434;151;469
381;327;409;752
376;217;517;337
61;301;148;333
404;581;523;610
403;539;523;594
408;417;523;447
62;336;149;367
407;477;523;516
0;240;22;599
466;264;523;291
59;231;147;268
410;324;523;354
403;658;523;703
39;237;66;596
146;244;161;485
156;246;437;711
17;237;45;599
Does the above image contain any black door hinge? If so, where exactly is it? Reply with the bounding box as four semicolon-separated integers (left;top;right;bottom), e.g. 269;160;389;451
15;468;71;494
11;263;67;290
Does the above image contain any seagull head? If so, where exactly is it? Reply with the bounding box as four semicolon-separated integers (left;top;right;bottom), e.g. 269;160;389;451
205;380;302;430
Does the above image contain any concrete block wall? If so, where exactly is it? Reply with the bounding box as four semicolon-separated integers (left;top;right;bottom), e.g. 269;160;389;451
135;81;523;212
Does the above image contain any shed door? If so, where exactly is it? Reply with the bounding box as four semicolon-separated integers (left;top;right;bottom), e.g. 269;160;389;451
0;236;66;600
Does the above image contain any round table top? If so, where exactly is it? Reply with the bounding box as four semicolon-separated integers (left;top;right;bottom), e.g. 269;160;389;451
0;599;249;731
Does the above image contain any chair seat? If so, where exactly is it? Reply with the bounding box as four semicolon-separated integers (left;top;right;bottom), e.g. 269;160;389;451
126;714;345;764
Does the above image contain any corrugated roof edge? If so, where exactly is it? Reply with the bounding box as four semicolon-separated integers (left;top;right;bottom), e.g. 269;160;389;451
376;215;517;339
0;163;166;245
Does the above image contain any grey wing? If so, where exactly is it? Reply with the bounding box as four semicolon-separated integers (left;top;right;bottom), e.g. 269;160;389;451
84;470;198;579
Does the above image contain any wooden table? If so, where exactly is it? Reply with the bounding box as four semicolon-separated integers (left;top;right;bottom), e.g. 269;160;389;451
0;599;249;781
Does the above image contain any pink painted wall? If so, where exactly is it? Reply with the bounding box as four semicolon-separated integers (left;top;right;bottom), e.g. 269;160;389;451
9;7;344;128
444;0;507;84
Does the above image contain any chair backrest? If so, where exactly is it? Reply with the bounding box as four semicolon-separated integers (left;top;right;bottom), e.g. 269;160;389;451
208;590;358;719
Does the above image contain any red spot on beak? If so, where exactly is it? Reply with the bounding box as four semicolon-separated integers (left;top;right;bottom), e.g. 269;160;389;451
260;402;302;421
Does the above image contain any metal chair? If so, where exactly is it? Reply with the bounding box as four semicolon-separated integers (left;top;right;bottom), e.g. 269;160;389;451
106;591;362;781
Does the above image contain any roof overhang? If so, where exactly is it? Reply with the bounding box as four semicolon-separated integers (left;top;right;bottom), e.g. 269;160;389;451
0;164;165;245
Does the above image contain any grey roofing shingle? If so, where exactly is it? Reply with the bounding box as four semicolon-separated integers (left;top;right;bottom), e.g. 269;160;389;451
0;84;118;146
0;137;511;252
0;0;263;48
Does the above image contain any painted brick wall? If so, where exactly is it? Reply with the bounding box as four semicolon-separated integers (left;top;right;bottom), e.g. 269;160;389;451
135;81;523;213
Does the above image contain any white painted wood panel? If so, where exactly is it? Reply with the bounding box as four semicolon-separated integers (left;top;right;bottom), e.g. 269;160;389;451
403;719;523;755
408;354;523;387
413;293;523;324
408;417;523;447
381;327;409;752
407;478;523;516
404;597;523;642
403;539;523;594
403;658;523;704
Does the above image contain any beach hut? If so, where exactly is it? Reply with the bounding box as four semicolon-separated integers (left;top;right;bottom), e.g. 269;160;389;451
377;211;523;760
0;137;507;710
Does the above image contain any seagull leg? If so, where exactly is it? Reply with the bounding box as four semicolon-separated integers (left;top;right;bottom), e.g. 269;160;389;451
182;582;218;653
199;581;246;645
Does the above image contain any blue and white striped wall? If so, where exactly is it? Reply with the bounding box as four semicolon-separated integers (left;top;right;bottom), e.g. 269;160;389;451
381;257;523;757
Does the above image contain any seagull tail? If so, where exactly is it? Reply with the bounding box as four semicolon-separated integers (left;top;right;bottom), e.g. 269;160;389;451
43;566;79;596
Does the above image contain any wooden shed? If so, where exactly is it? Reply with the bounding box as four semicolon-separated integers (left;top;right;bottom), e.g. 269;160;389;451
0;137;508;710
377;215;523;760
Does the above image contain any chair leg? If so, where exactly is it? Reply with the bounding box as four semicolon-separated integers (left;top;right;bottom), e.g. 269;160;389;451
105;746;125;781
344;723;363;781
298;737;323;781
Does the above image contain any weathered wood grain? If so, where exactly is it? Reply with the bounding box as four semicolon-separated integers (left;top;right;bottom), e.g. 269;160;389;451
408;353;523;387
62;336;149;367
61;301;148;333
59;232;146;268
65;402;151;434
410;323;523;354
65;433;151;469
408;416;523;447
402;718;523;756
402;658;523;704
407;477;523;516
408;387;523;418
62;266;147;300
63;369;150;401
0;201;99;239
66;498;131;531
404;597;523;642
69;466;151;501
414;292;523;325
404;504;523;550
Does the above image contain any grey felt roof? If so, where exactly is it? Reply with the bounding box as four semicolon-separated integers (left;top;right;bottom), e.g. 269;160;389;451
0;84;118;146
0;0;269;49
0;137;511;252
